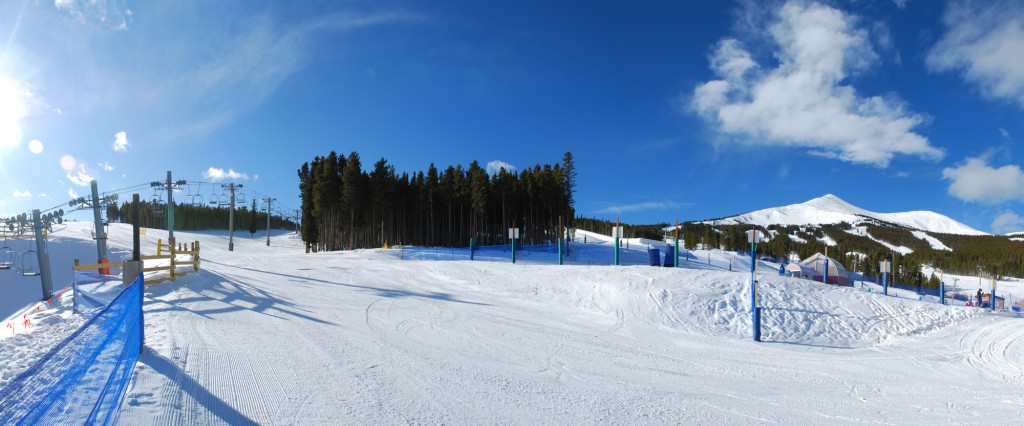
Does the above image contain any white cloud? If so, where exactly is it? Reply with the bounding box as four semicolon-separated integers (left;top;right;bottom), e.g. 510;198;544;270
12;190;32;199
486;160;517;175
999;128;1011;140
67;163;94;186
204;167;249;182
67;188;78;199
992;211;1024;235
691;1;943;167
927;1;1024;108
942;155;1024;204
52;0;132;30
112;131;130;152
594;201;684;215
98;161;115;172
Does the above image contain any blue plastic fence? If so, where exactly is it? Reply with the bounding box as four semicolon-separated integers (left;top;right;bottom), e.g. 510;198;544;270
399;242;737;269
0;274;144;425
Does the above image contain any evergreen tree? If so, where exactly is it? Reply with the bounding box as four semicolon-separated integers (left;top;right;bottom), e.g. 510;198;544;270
248;199;258;237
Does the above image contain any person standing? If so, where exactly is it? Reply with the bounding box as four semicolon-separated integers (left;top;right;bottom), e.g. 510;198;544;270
977;288;984;308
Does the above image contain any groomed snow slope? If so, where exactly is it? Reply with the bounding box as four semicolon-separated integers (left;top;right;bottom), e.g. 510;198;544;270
79;225;1024;424
705;194;987;236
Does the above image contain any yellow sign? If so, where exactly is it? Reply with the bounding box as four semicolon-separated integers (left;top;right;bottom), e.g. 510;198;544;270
141;228;148;236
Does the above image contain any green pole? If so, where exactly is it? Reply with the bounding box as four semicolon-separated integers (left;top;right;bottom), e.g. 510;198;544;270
614;236;619;265
674;219;680;268
469;237;474;261
558;216;564;265
614;218;620;266
558;237;563;265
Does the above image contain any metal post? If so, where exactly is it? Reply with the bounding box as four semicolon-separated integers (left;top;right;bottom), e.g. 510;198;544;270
614;217;620;266
266;197;275;246
90;180;107;265
823;249;830;285
132;194;141;261
511;220;517;264
940;279;945;305
166;171;174;242
558;216;563;265
469;225;475;261
227;184;237;251
748;230;760;342
32;209;53;301
674;219;679;268
882;264;889;295
992;276;997;312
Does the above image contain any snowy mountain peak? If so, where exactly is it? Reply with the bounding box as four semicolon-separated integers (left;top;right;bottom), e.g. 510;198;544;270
705;194;987;236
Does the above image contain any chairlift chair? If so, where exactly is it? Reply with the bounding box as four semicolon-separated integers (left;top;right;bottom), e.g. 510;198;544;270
218;193;230;207
20;248;39;277
187;183;205;206
236;191;247;205
0;243;12;270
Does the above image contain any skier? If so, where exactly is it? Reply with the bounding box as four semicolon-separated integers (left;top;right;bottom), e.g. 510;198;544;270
977;288;983;308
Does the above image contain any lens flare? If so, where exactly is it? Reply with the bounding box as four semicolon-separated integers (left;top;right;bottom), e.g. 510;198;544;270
60;155;76;171
28;139;43;154
0;75;27;149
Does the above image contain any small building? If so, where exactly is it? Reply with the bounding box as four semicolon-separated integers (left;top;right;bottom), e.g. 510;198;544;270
981;294;1005;310
786;252;852;286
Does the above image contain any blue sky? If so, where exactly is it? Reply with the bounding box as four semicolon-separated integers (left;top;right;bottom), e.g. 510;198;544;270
1;0;1023;234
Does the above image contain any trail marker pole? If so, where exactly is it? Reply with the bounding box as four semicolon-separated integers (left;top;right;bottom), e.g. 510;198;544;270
991;276;997;312
747;229;762;342
470;226;475;261
510;221;518;264
823;246;830;285
613;217;621;266
674;219;679;268
558;216;563;265
880;260;890;295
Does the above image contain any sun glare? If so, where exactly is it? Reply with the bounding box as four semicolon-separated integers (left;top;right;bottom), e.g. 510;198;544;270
0;74;28;150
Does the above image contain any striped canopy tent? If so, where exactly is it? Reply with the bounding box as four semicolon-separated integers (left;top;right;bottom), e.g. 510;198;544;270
797;252;852;286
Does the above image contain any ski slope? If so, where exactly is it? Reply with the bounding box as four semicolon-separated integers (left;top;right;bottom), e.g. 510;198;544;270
3;223;1024;424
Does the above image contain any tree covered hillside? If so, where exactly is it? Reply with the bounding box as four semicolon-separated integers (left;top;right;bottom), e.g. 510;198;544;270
297;152;576;252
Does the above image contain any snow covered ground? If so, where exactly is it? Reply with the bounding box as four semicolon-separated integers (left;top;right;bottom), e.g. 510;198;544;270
3;223;1024;424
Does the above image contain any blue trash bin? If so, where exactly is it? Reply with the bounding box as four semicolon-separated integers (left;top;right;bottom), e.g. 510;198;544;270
648;248;661;266
663;245;675;267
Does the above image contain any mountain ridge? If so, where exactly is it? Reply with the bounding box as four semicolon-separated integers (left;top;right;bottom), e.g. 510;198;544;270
703;194;987;236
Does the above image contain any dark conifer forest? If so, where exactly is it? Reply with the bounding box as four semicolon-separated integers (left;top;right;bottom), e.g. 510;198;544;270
297;151;576;252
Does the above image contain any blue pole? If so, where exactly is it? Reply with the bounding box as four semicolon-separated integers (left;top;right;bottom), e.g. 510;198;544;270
512;236;516;264
992;279;996;312
883;271;888;295
824;257;830;285
750;242;756;313
940;280;945;305
470;237;474;261
750;241;760;342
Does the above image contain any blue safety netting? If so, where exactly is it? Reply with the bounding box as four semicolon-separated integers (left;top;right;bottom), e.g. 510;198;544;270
0;274;144;425
399;242;717;267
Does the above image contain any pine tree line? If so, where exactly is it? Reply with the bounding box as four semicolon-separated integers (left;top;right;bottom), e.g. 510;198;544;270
297;151;576;252
667;221;1024;284
107;201;295;233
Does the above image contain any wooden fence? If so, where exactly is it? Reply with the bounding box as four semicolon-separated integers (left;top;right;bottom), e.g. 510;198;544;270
73;239;200;285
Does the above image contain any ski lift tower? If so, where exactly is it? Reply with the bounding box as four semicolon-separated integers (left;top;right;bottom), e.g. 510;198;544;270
150;172;186;242
222;183;243;251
